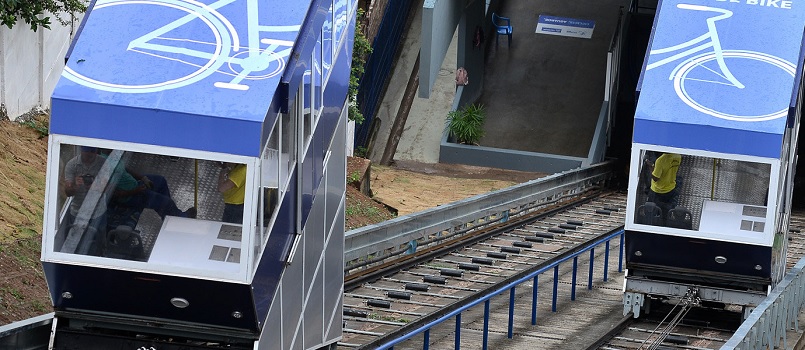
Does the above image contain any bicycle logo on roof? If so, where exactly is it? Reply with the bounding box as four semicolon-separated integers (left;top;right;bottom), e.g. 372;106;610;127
646;3;797;122
63;0;303;93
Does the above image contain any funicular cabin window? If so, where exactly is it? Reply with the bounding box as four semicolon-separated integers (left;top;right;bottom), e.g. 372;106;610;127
322;13;332;86
303;71;313;151
281;109;297;193
51;143;253;281
333;0;347;51
632;149;773;241
257;120;281;265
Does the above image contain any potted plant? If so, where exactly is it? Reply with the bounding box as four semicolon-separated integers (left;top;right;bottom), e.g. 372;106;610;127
445;103;486;145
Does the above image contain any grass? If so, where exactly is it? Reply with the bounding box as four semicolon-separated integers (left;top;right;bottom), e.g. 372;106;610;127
20;115;49;139
348;171;362;183
369;313;410;323
345;203;382;217
393;176;410;184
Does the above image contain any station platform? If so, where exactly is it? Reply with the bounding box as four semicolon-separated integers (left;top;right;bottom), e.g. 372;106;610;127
369;0;630;164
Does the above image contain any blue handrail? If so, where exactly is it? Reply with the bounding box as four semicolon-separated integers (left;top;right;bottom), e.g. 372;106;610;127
377;228;625;349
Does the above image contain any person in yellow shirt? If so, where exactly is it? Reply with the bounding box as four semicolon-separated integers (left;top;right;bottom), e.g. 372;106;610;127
218;163;247;224
648;153;682;218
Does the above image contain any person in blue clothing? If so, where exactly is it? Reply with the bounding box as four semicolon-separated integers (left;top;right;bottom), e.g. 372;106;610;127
71;147;196;220
111;163;196;220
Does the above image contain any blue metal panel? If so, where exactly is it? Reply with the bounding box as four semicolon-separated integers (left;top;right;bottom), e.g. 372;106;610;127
300;141;317;226
634;0;805;158
51;0;312;156
51;99;262;156
253;168;298;322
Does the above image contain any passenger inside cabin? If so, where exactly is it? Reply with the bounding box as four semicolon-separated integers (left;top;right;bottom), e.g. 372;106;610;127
61;146;110;254
646;152;682;221
65;147;196;226
218;162;246;224
109;156;197;221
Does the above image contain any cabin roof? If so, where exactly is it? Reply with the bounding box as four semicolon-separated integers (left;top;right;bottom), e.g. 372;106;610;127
633;0;805;158
51;0;313;156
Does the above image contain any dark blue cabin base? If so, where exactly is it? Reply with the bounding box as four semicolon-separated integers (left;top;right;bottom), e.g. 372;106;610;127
625;230;772;292
52;312;255;350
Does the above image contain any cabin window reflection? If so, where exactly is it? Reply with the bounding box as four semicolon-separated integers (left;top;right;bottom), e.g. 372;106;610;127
256;122;281;265
281;108;297;193
53;144;248;277
633;150;771;236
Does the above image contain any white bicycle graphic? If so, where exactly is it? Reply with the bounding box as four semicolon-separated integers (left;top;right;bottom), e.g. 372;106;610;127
646;4;796;122
63;0;301;93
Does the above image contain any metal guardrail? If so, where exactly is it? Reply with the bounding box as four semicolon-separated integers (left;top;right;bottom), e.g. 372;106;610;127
374;229;625;350
344;161;615;264
0;312;53;349
722;257;805;350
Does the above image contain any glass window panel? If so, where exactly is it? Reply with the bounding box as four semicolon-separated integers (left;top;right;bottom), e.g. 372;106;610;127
312;47;322;126
322;6;333;83
281;100;297;193
50;142;252;281
632;150;772;238
257;121;280;265
333;0;347;51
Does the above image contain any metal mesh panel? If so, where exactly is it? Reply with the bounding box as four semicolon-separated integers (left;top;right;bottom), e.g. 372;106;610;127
127;154;226;257
635;152;770;231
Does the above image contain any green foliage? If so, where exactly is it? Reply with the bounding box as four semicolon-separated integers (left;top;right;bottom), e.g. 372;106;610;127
354;146;369;158
345;203;381;217
369;313;410;323
348;171;361;183
445;103;486;145
1;0;87;32
349;8;372;125
21;116;49;139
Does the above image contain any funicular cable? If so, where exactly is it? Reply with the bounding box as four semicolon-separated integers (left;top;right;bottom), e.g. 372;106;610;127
639;288;700;350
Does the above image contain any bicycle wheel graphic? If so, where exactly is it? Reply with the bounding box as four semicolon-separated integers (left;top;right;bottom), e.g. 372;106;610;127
672;50;796;122
63;0;233;93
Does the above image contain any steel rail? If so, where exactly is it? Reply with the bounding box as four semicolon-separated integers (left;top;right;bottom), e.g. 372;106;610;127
365;227;626;349
344;190;605;290
344;161;616;264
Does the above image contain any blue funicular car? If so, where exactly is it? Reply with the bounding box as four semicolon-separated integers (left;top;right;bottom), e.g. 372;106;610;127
41;0;356;348
622;0;805;318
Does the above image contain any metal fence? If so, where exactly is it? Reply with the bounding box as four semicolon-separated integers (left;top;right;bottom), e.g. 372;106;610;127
722;256;805;350
344;161;615;265
375;229;625;350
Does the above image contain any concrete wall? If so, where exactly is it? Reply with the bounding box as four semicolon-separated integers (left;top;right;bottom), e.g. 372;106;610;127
420;0;463;98
0;16;79;120
456;0;486;107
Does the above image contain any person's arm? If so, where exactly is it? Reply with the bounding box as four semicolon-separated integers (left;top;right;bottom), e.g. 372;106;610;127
113;184;146;198
125;167;153;188
63;162;81;196
650;157;663;182
218;164;236;193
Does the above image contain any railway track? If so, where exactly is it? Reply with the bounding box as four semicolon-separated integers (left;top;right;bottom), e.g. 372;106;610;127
339;190;628;349
588;210;805;350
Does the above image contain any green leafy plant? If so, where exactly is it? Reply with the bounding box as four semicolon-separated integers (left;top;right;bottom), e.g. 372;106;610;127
354;146;369;158
348;171;362;184
445;103;486;145
349;8;373;125
1;0;87;31
21;116;49;139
